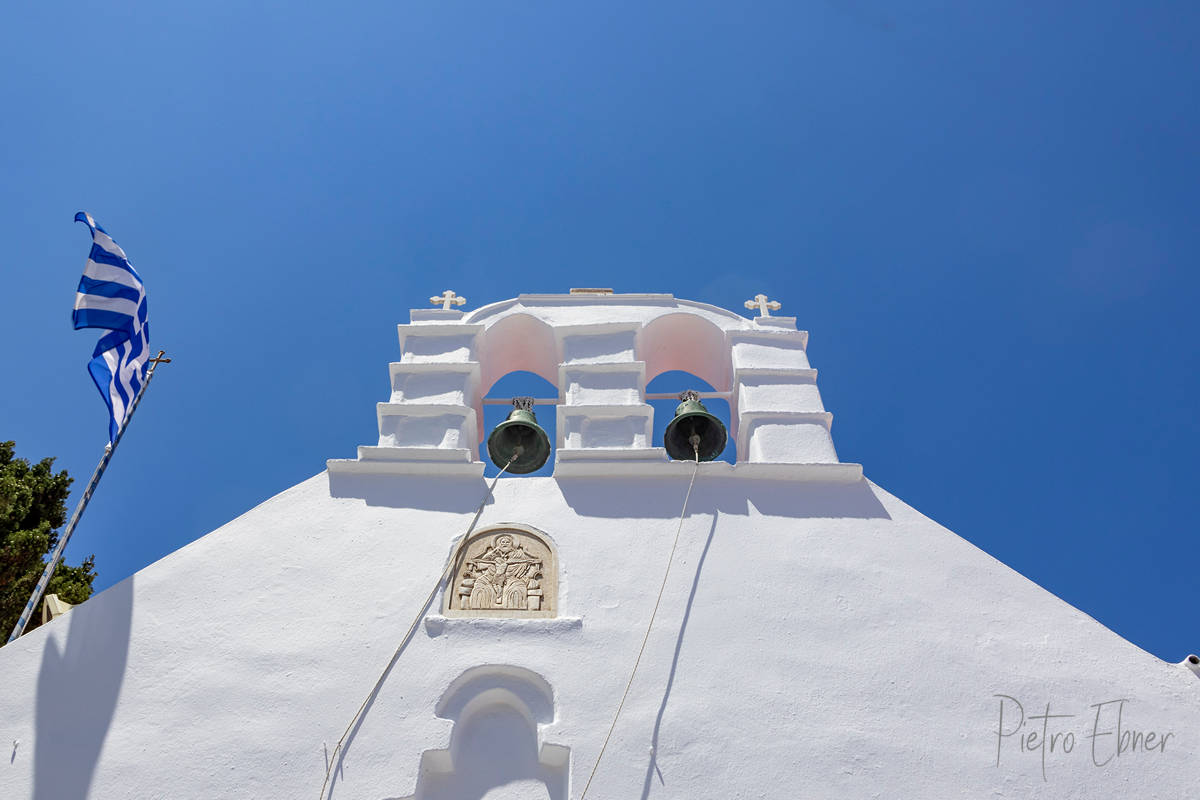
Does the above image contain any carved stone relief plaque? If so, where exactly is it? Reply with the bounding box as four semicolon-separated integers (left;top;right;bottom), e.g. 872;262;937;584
445;527;557;618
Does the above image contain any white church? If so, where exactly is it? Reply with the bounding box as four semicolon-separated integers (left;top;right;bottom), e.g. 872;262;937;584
2;289;1197;799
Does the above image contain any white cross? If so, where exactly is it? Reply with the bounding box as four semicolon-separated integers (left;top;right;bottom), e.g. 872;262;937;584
430;289;466;311
744;293;781;317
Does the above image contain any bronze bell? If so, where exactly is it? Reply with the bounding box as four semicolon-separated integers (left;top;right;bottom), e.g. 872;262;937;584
486;397;552;474
663;390;727;462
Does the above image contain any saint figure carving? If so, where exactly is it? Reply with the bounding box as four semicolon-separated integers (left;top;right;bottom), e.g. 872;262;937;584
459;534;545;611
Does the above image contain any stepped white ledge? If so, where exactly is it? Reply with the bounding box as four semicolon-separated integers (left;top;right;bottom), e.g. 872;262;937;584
737;410;839;464
738;409;833;428
728;328;810;349
517;293;675;304
559;361;646;406
734;366;818;381
376;401;477;418
555;446;666;462
735;371;827;417
558;360;646;373
388;362;481;405
389;361;481;375
356;446;475;463
408;308;467;323
423;615;584;637
328;443;482;478
552;446;666;477
376;403;478;450
398;322;483;338
326;457;484;477
752;315;798;330
553;457;863;480
556;403;653;450
554;321;642;364
397;323;483;363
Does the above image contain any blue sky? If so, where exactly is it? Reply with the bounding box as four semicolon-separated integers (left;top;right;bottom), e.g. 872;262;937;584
2;1;1196;661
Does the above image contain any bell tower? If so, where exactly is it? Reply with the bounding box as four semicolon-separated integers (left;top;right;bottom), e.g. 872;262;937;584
327;290;860;481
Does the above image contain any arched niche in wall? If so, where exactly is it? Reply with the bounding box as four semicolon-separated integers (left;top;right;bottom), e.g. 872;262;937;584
395;665;569;800
646;370;736;464
637;311;732;392
444;524;559;618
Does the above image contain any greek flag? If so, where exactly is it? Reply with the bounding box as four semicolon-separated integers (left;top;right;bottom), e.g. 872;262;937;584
72;212;150;442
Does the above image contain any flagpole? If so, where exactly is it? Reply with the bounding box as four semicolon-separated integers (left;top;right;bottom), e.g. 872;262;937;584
6;350;171;644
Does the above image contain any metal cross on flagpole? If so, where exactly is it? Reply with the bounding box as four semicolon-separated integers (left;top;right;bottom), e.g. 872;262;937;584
6;351;171;644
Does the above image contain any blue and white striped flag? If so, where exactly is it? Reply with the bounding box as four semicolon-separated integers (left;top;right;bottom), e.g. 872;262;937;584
72;212;151;442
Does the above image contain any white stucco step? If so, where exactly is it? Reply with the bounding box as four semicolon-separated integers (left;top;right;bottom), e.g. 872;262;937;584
553;458;863;481
326;457;485;477
423;616;584;637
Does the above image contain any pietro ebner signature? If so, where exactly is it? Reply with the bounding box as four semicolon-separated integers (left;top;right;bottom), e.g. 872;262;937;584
993;695;1174;781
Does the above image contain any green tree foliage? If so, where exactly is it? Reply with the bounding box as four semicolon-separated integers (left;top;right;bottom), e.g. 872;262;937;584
0;441;96;637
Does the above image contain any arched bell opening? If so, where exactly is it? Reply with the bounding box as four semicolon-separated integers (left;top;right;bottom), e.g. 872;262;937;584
646;371;735;464
478;371;558;477
477;313;559;392
473;313;559;475
638;311;732;393
638;312;736;462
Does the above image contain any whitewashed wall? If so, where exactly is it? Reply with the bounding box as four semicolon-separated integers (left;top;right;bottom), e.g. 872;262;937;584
1;470;1196;799
2;293;1196;799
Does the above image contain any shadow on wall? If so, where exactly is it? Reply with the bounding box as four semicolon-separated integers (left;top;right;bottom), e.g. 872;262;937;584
326;575;447;800
557;477;890;520
329;472;890;520
33;575;134;800
328;473;492;511
641;513;719;800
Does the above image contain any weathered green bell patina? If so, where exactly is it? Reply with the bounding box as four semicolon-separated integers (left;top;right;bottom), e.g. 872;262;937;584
663;390;727;462
487;397;552;474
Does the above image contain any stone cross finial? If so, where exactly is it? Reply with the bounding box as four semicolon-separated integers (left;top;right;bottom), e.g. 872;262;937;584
744;293;782;317
430;289;466;311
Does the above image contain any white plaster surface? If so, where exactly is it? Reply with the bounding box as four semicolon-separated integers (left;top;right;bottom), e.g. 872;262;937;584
2;470;1196;799
736;375;826;414
377;405;476;449
558;405;653;450
559;329;638;364
7;294;1195;798
731;337;812;371
398;330;480;364
744;418;839;464
560;365;644;407
390;366;479;406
